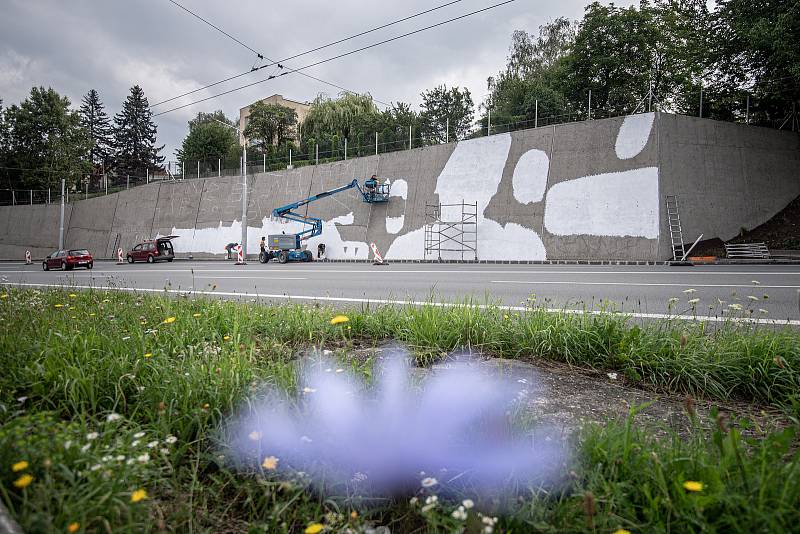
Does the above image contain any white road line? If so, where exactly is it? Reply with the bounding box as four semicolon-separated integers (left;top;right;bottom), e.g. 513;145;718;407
3;281;798;326
0;268;798;276
491;280;800;289
194;276;307;280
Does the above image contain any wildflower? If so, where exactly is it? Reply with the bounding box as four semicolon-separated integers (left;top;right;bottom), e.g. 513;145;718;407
69;293;77;298
350;511;358;520
304;524;324;534
335;368;344;373
425;495;438;505
163;316;176;324
728;303;743;311
134;432;145;438
420;503;436;513
249;431;262;441
68;522;80;533
12;461;29;472
0;293;7;299
126;459;135;465
683;480;704;492
330;315;349;325
421;476;438;488
409;497;418;506
64;440;72;450
13;474;33;488
452;506;468;520
101;456;112;462
90;464;102;471
131;440;140;447
682;288;696;294
115;455;125;462
503;314;509;320
613;530;632;534
192;313;201;317
165;435;177;444
17;396;27;403
106;413;122;422
86;432;99;440
223;335;231;341
143;353;153;358
687;298;700;305
137;453;150;464
262;456;279;470
607;372;618;380
160;448;169;455
54;304;64;308
147;441;158;448
130;488;148;503
202;403;209;409
80;444;91;453
89;313;96;317
747;295;759;301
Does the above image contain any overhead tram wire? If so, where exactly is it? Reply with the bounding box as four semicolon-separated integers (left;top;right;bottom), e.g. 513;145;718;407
153;0;518;117
152;0;467;108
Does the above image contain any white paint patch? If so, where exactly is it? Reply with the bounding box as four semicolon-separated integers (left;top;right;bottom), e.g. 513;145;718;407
544;167;660;238
386;216;405;234
615;113;655;160
389;179;408;200
388;134;547;261
166;211;368;261
512;149;549;204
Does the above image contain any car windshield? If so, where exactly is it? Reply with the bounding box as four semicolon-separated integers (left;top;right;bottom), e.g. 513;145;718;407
69;249;90;256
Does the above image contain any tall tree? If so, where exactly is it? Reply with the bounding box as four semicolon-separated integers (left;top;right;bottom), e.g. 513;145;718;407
79;89;113;174
419;85;474;143
2;87;90;189
113;85;163;177
301;93;379;143
176;110;240;170
243;101;298;152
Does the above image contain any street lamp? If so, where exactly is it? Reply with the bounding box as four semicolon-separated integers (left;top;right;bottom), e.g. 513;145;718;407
212;118;248;264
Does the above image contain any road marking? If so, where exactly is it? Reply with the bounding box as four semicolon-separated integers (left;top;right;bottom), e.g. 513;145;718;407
3;281;798;327
194;276;307;280
491;280;800;289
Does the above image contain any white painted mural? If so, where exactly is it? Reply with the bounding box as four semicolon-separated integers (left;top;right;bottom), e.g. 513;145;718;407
615;112;655;160
512;149;549;204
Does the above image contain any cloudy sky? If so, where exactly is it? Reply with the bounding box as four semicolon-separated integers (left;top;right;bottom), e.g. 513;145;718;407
0;0;636;161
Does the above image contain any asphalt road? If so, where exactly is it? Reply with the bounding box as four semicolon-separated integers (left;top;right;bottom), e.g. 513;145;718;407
2;261;799;325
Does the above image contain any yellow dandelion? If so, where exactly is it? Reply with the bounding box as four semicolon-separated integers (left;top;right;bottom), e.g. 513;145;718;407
67;522;80;533
223;335;231;341
503;314;509;320
144;353;153;358
262;456;279;470
13;474;33;488
89;313;95;316
683;480;704;492
69;293;77;298
192;313;201;317
330;315;349;325
54;304;64;308
350;511;358;520
305;524;324;534
202;403;210;409
130;488;148;503
613;530;631;534
11;460;29;472
162;316;176;324
0;293;8;299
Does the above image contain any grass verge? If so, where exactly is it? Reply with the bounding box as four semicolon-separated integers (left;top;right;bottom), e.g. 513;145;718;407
0;288;798;532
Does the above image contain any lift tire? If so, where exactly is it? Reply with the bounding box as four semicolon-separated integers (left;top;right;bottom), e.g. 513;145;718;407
303;250;313;262
278;251;289;264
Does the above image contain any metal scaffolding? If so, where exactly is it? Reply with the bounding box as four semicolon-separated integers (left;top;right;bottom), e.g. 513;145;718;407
424;201;478;261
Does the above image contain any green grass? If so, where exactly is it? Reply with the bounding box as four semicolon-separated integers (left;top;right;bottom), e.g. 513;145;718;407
0;288;799;532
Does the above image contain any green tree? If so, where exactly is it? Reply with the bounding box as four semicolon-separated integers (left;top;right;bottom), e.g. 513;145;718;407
2;87;90;189
176;111;240;171
243;101;298;152
113;85;164;177
301;92;379;143
79;89;114;173
419;85;474;143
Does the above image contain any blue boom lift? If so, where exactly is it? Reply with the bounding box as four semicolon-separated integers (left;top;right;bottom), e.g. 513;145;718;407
263;177;390;264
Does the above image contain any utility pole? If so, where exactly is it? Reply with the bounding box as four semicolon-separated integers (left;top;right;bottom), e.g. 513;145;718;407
487;108;491;136
535;100;538;128
316;143;319;165
446;117;449;143
409;125;412;149
218;158;221;177
746;94;750;124
344;138;347;160
58;179;65;250
375;132;378;155
588;90;592;120
699;81;703;118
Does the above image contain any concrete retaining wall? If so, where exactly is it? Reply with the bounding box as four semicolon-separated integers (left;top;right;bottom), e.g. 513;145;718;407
1;113;797;261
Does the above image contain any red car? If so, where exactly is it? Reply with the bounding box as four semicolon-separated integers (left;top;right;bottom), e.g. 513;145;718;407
42;249;93;271
126;236;177;264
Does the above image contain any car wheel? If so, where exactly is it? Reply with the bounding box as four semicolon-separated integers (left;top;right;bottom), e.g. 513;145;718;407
147;255;154;264
61;261;67;271
278;250;289;264
42;262;49;271
87;262;93;270
167;258;173;263
127;255;134;264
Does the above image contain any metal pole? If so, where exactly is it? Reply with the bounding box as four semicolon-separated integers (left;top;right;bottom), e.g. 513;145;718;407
289;148;292;167
263;153;266;172
30;190;33;205
146;168;149;184
446;117;449;143
241;140;248;263
11;190;14;205
699;81;703;118
85;181;88;200
344;138;347;160
316;144;319;164
588;90;592;120
409;125;412;149
375;132;378;155
104;176;107;195
487;109;491;135
218;158;221;176
58;179;65;250
648;80;653;112
182;162;185;180
535;100;538;128
127;175;130;189
48;188;51;204
197;160;200;179
746;94;750;124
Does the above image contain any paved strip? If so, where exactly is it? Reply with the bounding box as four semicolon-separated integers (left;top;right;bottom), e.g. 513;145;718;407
3;281;799;327
491;280;800;289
